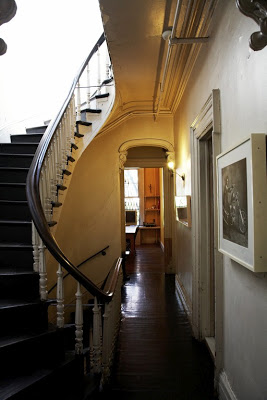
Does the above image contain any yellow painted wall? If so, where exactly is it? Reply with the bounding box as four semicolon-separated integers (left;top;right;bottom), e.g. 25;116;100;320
47;114;173;310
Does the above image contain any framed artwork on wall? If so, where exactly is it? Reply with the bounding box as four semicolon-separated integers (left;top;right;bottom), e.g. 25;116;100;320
217;133;267;272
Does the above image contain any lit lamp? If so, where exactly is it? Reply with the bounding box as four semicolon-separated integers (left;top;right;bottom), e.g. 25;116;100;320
167;161;174;170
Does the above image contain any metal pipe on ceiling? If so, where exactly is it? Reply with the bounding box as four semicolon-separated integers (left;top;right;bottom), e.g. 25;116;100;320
155;0;183;121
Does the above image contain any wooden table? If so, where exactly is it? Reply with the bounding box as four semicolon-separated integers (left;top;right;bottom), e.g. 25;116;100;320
125;225;139;255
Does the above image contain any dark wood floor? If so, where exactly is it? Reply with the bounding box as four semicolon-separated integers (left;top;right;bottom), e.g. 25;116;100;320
95;244;217;400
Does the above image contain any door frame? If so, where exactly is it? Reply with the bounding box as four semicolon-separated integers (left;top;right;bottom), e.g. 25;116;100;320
118;138;175;273
190;89;223;378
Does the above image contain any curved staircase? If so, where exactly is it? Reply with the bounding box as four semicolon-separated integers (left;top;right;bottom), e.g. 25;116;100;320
0;33;121;399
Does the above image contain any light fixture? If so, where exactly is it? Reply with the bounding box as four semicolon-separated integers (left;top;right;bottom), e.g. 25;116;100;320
167;161;174;170
177;172;185;181
162;29;172;41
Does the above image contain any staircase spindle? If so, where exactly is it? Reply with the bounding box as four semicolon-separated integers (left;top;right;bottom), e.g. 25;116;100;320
97;45;101;95
56;264;64;328
38;238;47;301
75;282;83;355
87;63;91;107
32;222;40;273
92;297;102;373
76;81;81;121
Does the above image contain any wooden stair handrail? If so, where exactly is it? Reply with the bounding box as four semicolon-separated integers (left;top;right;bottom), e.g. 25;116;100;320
26;33;120;302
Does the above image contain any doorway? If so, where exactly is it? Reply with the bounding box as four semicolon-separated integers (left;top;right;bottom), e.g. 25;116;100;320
118;142;175;274
190;89;223;377
124;167;164;250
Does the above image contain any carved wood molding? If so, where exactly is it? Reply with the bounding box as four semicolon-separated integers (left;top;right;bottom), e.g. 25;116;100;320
0;0;17;55
236;0;267;51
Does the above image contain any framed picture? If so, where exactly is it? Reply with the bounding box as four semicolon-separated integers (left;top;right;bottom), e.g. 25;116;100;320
217;134;267;272
175;195;191;227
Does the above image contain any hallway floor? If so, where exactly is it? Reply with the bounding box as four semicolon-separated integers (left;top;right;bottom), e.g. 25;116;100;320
95;244;217;400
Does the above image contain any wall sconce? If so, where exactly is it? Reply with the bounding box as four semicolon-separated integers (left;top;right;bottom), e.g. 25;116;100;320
177;172;185;181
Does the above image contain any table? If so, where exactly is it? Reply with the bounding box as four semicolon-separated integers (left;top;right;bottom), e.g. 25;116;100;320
125;225;139;255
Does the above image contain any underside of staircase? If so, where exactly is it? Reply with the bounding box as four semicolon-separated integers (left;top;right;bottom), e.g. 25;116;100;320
0;112;107;399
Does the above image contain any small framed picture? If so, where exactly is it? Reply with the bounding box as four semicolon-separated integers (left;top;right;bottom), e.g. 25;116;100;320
217;134;267;272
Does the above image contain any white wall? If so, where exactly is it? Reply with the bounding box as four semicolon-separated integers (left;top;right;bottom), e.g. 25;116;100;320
173;0;267;398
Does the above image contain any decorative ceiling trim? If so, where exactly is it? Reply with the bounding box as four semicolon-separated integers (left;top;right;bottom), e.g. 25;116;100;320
118;138;174;170
236;0;267;51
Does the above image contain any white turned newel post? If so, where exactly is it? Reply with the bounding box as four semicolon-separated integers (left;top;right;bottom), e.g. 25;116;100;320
75;282;83;355
92;297;102;373
76;81;81;121
38;239;47;300
101;301;111;383
97;45;101;95
32;222;39;273
56;264;64;328
86;63;91;107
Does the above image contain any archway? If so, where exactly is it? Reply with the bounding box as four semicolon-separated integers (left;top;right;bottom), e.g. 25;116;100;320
118;138;175;274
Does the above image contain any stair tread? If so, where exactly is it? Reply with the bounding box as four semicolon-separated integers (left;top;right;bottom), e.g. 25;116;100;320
0;243;32;248
76;120;92;126
0;352;77;400
0;153;35;157
0;270;37;276
81;108;102;114
0;220;31;224
1;142;39;145
0;298;41;309
0;200;28;204
12;133;43;137
0;325;57;349
0;182;26;186
0;167;29;170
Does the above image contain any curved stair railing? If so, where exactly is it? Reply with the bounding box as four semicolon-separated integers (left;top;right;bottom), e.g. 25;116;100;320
26;33;121;386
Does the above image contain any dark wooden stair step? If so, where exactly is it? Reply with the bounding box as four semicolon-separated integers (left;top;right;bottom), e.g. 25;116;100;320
11;133;43;144
0;299;50;335
26;125;47;134
91;93;110;101
0;153;34;168
0;183;26;201
81;108;102;114
0;167;29;183
0;326;66;378
0;200;31;221
0;351;85;400
0;243;33;270
0;220;32;244
74;131;84;138
0;143;39;155
0;271;39;299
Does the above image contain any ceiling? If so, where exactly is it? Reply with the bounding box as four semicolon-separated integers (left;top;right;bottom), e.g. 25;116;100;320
99;0;219;119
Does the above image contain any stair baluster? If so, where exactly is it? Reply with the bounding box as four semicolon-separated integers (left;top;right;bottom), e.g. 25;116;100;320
75;282;83;355
76;81;81;121
32;222;40;272
38;237;47;301
101;268;122;385
92;297;102;373
56;264;64;328
97;45;101;95
87;63;91;107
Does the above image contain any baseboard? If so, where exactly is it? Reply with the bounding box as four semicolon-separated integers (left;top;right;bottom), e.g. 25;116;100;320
175;274;192;325
218;370;238;400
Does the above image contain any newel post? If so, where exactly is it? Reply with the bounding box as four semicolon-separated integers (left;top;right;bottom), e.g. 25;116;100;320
56;264;64;328
75;282;83;355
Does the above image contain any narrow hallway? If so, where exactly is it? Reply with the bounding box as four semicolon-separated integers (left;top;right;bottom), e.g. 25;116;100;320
96;245;217;399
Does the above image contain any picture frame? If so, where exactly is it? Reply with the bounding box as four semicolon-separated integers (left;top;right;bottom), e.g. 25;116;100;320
216;133;267;272
175;195;191;227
